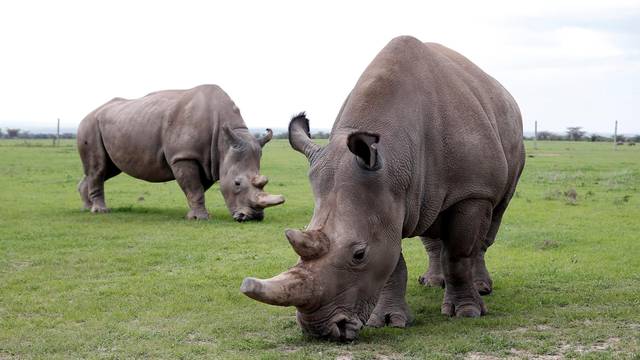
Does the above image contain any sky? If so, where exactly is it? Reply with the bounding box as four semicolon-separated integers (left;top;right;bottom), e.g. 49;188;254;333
0;0;638;134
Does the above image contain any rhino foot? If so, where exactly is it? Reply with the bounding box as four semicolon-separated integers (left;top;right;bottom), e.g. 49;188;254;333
90;205;110;213
441;288;486;318
366;304;413;328
472;252;493;295
473;280;492;295
418;271;445;288
186;209;209;220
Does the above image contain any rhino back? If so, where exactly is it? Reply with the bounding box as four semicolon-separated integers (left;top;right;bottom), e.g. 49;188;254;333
94;85;226;182
333;36;524;236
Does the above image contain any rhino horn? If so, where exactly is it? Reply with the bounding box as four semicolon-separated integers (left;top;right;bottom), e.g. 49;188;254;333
240;267;313;307
256;193;285;208
252;175;269;188
257;128;273;147
288;112;321;162
285;229;329;260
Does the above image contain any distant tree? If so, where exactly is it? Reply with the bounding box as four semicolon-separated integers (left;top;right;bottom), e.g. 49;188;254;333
537;131;563;141
61;133;76;139
311;131;330;139
270;131;330;140
273;132;288;139
590;134;611;142
615;134;626;143
17;130;30;139
7;128;20;138
0;128;3;138
631;135;640;143
566;127;586;141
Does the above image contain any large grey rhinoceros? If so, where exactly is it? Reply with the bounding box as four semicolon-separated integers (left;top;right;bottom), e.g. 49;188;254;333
77;84;284;221
241;36;525;340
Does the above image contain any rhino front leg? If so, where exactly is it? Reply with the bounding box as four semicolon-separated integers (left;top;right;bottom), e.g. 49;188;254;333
440;198;492;317
171;160;209;220
418;236;445;288
367;253;413;328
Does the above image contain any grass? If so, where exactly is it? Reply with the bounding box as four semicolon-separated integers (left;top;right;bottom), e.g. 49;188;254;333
0;139;639;359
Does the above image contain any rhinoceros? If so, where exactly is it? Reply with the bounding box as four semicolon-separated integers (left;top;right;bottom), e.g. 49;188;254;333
77;84;284;221
241;36;525;340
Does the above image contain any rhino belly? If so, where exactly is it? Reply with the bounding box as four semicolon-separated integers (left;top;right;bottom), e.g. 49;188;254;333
100;119;174;182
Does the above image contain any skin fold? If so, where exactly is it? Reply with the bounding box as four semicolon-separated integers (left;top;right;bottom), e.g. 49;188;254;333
242;36;525;341
77;84;284;221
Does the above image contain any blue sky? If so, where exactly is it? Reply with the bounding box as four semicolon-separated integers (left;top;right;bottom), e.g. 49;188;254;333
0;0;638;134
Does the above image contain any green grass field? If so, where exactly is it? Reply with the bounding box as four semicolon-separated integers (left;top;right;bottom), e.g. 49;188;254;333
1;139;639;359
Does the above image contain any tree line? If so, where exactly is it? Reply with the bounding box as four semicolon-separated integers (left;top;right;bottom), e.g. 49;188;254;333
528;127;639;143
1;126;636;142
0;128;75;139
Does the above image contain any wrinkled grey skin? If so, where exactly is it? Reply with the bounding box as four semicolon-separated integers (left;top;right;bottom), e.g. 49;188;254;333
77;84;284;221
241;36;525;341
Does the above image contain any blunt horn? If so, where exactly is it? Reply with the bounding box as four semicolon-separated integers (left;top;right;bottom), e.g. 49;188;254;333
240;268;314;307
252;175;269;188
285;229;329;260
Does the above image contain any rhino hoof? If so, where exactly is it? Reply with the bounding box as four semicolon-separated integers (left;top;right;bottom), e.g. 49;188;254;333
455;304;483;318
441;301;486;317
90;206;110;213
366;307;413;328
474;280;493;295
186;210;209;220
418;273;445;288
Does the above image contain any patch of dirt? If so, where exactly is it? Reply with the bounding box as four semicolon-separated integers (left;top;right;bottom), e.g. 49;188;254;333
336;352;353;360
466;337;622;359
375;354;405;360
465;353;501;360
509;349;563;359
560;337;620;354
183;332;216;346
9;260;31;271
280;346;299;354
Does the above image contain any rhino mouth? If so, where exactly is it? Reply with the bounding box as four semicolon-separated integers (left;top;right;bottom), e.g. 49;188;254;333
298;312;364;342
233;209;264;222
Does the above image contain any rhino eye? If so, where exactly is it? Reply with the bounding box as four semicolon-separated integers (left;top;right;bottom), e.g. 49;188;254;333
234;179;242;187
353;249;366;262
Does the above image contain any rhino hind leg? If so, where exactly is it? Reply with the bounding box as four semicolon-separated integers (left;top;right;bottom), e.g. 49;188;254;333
78;176;92;210
418;236;445;288
440;198;493;317
86;162;121;213
171;160;209;220
367;253;413;328
78;131;121;213
472;177;519;295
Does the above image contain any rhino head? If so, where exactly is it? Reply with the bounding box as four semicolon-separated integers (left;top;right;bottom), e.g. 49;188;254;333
241;114;404;340
219;126;285;222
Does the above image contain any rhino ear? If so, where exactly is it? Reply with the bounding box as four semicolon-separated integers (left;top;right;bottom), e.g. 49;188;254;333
257;128;273;147
223;124;245;149
347;131;380;170
289;112;321;162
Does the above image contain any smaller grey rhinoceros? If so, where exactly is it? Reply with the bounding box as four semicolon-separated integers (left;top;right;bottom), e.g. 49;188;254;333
77;84;284;221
